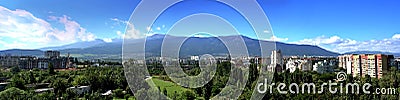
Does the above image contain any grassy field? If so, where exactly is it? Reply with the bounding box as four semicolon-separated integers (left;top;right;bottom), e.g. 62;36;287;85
142;76;204;99
151;78;191;96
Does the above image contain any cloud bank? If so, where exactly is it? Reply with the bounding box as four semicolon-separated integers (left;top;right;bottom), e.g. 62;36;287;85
292;34;400;53
110;18;145;39
0;6;96;50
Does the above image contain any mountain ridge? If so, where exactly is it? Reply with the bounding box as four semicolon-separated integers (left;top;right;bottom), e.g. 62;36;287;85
1;34;340;58
40;39;107;50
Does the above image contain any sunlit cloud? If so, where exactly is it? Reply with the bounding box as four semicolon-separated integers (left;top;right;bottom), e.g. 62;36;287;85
0;6;96;50
291;34;400;53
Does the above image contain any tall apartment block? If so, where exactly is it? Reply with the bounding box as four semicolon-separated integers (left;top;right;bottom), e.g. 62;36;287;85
45;50;60;58
339;54;393;79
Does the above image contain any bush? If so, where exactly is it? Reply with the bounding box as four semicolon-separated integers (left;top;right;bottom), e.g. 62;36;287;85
0;87;27;99
112;88;125;98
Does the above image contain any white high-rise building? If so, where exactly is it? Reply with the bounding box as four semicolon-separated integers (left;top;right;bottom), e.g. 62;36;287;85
268;50;283;72
338;54;353;74
271;50;283;66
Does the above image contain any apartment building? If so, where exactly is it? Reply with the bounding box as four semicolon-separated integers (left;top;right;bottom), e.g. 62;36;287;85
338;54;353;74
267;50;283;72
339;54;392;79
45;50;60;58
0;55;19;67
0;51;75;69
286;58;312;73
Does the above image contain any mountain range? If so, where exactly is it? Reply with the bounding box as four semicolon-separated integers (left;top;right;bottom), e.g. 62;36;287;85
1;34;346;59
40;39;108;50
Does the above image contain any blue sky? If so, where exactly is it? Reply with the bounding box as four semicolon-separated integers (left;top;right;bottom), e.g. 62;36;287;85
0;0;400;53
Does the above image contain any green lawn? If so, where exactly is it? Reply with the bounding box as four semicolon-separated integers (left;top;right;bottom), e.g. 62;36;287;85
144;76;204;99
151;78;191;96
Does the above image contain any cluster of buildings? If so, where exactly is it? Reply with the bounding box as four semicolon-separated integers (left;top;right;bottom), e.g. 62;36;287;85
266;50;337;74
140;50;400;80
263;50;400;79
338;54;397;79
265;51;399;79
0;51;76;69
312;60;336;73
286;58;312;73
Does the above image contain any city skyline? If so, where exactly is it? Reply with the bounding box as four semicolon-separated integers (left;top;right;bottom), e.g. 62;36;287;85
1;0;400;53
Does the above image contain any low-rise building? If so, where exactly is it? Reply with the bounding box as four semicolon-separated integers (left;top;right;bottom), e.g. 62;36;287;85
68;86;90;95
35;88;54;93
299;60;313;71
0;82;9;91
286;58;297;73
285;58;313;73
313;60;333;73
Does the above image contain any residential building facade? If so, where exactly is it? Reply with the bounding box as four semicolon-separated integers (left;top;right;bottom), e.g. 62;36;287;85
0;51;75;69
338;54;393;79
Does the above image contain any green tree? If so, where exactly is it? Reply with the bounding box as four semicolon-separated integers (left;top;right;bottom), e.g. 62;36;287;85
48;63;55;75
32;91;56;100
112;89;125;99
10;66;20;74
85;91;108;100
162;88;167;96
203;82;212;100
181;90;196;100
0;87;27;99
29;71;36;84
62;89;78;99
72;75;89;86
50;78;69;97
8;75;26;90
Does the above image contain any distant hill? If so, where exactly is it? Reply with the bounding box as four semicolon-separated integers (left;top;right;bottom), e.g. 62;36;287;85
143;34;338;57
40;39;107;50
0;34;340;58
0;49;43;57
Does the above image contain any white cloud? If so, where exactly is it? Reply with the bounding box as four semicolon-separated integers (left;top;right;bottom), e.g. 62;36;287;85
0;6;96;49
156;27;161;31
111;18;165;39
116;31;123;37
110;18;128;25
392;34;400;39
192;33;214;38
103;38;113;43
145;33;156;36
293;35;348;45
263;30;271;33
124;24;145;39
292;34;400;53
2;41;28;49
267;36;288;42
47;15;96;42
